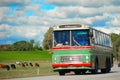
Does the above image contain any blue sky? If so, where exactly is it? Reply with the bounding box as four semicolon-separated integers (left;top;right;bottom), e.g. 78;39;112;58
0;0;120;45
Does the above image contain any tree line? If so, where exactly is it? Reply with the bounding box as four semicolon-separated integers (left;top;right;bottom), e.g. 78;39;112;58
0;40;42;51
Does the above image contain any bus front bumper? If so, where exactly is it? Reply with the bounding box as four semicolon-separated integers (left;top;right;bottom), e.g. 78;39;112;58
52;63;93;71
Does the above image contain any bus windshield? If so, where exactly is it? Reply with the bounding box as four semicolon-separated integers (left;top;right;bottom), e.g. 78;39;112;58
54;30;90;46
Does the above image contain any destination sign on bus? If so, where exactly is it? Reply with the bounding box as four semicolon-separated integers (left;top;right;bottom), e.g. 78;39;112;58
59;25;81;28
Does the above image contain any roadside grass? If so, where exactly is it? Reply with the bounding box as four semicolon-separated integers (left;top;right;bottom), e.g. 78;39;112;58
0;50;57;79
0;61;57;79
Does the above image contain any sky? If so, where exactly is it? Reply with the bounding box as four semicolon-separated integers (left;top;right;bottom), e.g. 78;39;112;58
0;0;120;45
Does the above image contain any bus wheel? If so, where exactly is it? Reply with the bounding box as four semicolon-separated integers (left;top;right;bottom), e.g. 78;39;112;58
106;59;111;73
101;59;111;73
91;60;98;74
74;71;81;75
81;70;86;74
59;71;65;76
101;68;106;73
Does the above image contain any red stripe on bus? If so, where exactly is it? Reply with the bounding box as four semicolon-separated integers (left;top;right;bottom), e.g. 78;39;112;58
52;46;92;50
52;63;92;68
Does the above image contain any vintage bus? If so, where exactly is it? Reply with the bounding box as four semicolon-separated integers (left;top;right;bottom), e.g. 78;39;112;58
52;24;113;75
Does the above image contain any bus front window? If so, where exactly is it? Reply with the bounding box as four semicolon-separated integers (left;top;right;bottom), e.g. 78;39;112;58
72;30;90;46
54;30;70;46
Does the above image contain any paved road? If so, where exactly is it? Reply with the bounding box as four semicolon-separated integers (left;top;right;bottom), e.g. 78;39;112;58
8;64;120;80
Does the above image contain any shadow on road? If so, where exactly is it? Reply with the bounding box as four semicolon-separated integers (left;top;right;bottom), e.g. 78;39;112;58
65;70;119;76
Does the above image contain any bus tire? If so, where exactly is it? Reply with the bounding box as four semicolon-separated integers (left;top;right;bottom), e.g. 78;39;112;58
101;58;111;73
59;71;65;76
74;71;81;75
106;59;111;73
91;58;98;74
101;69;106;73
81;70;86;74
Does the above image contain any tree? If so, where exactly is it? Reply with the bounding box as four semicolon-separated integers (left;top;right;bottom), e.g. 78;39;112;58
111;33;119;43
13;41;30;51
34;41;43;50
29;39;34;50
111;33;120;60
11;40;32;51
114;37;120;60
43;27;53;50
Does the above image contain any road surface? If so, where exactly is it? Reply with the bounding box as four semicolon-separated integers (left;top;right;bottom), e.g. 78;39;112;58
8;64;120;80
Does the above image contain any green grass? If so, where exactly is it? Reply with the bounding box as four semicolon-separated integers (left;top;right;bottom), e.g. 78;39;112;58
0;50;51;61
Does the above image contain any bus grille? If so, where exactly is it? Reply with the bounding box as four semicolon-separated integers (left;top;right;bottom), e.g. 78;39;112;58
61;56;82;63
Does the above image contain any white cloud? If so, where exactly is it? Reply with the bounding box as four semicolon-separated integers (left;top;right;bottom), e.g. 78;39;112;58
0;24;11;39
111;14;120;27
45;0;120;7
95;27;120;34
0;32;7;38
25;3;40;11
0;24;10;30
0;0;30;6
8;26;48;39
0;0;120;45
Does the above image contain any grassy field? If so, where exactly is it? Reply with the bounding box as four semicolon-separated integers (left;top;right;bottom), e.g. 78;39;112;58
0;50;57;79
0;50;51;61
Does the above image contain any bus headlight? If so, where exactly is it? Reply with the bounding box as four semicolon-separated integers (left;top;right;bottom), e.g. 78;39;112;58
70;57;73;61
54;57;56;61
86;55;89;59
86;55;89;63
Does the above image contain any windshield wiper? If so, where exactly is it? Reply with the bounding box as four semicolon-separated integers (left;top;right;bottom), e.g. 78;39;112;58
54;38;58;45
73;37;81;46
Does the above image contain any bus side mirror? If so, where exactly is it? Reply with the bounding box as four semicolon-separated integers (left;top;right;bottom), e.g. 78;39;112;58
92;38;95;43
89;32;93;37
